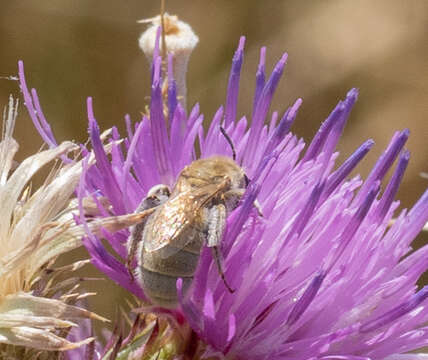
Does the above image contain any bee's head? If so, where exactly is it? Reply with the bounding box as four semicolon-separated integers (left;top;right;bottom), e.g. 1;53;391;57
176;127;250;192
175;156;245;192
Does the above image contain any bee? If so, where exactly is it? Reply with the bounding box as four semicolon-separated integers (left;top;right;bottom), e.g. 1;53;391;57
126;128;258;307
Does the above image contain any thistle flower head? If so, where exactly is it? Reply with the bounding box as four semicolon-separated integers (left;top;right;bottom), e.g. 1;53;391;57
20;18;428;360
0;94;105;356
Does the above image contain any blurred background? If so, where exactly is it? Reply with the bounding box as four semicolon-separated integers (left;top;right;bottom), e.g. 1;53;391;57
1;0;427;327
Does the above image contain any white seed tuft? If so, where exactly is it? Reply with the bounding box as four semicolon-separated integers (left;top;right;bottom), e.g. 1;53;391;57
138;13;199;109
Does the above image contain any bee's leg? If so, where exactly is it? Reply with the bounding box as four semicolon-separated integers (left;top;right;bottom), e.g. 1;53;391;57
223;189;263;216
126;216;148;280
126;184;171;278
206;204;235;293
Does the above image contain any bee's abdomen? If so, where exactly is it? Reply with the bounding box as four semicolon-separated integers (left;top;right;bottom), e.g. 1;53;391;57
138;246;200;307
138;268;193;307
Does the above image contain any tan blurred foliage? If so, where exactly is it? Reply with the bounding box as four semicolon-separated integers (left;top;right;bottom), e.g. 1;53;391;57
1;0;427;327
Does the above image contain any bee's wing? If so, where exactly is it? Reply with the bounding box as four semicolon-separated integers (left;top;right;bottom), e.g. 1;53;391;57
143;184;224;258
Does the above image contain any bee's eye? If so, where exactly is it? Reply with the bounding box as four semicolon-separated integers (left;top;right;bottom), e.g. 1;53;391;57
244;174;250;187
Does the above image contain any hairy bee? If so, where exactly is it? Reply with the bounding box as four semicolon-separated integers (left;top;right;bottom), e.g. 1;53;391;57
126;154;252;307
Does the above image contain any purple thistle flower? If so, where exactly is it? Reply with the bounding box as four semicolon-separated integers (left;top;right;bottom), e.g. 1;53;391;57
19;28;428;359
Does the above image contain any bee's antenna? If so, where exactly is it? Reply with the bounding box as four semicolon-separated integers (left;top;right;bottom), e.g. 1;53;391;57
220;126;236;161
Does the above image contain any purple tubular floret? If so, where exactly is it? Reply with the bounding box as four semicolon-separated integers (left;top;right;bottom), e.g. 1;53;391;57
354;129;409;205
406;187;428;238
167;53;178;122
87;97;125;215
151;26;161;82
375;150;410;222
325;181;380;273
253;46;266;114
225;182;261;255
78;157;144;299
302;99;345;163
360;286;428;333
286;271;326;325
321;89;359;163
263;98;302;158
150;56;173;184
30;88;58;147
323;139;374;199
18;61;62;150
224;36;245;127
282;181;325;250
244;53;288;165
